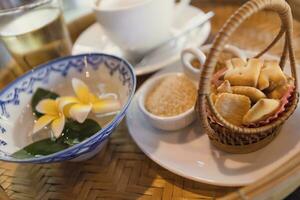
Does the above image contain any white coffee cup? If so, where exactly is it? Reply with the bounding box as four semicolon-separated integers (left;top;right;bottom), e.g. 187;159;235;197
93;0;191;62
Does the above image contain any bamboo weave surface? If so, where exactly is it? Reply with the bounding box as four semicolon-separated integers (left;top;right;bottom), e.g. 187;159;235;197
0;2;300;199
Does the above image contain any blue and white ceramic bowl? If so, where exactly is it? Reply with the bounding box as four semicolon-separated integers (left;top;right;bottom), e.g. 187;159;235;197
0;53;136;163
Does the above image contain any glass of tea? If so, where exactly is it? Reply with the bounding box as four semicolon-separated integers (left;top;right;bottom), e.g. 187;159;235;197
0;0;72;76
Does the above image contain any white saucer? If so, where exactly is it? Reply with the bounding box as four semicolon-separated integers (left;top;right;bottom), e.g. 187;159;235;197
72;4;211;76
126;52;300;186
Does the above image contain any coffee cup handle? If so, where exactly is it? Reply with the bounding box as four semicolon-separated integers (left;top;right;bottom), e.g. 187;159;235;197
181;47;206;67
181;47;206;80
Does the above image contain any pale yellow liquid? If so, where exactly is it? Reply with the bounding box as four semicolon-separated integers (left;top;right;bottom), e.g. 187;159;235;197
0;8;72;75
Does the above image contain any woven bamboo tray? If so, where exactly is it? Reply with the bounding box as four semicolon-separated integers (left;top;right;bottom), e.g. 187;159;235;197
0;1;300;199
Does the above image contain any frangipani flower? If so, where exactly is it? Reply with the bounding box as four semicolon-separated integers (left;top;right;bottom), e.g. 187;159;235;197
33;99;65;138
59;78;121;123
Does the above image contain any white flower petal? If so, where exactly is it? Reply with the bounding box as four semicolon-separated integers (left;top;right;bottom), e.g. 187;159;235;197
92;99;121;114
36;99;59;115
51;116;65;138
69;103;92;123
33;115;56;134
58;97;79;111
72;78;91;104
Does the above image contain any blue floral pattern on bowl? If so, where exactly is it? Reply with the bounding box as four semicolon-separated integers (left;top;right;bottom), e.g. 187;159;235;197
0;53;136;163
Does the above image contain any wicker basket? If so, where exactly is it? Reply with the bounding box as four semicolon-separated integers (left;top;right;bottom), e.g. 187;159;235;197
196;0;299;154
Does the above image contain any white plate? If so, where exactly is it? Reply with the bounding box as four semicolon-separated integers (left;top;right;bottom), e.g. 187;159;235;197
72;4;211;76
126;52;300;186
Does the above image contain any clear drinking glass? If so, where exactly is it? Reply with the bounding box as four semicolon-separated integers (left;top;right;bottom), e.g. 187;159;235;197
0;0;72;76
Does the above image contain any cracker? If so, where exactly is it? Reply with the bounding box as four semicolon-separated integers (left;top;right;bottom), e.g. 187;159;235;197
224;58;263;87
243;99;280;125
232;86;266;103
215;93;251;126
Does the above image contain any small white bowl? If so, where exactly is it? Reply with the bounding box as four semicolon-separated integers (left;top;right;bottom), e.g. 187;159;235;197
181;44;247;81
138;73;196;131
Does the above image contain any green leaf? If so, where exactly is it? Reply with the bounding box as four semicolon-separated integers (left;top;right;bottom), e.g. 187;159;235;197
58;119;102;146
12;138;68;158
12;116;101;158
31;88;59;117
11;149;34;159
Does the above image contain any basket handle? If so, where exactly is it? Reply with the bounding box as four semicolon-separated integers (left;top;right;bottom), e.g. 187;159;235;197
196;0;298;134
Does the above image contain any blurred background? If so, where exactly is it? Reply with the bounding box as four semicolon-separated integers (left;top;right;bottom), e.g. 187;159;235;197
0;0;299;84
1;0;300;71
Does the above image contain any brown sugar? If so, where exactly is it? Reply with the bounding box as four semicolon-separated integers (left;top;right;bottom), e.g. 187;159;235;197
145;74;197;117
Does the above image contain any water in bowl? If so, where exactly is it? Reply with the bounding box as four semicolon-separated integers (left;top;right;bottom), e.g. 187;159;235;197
11;81;119;159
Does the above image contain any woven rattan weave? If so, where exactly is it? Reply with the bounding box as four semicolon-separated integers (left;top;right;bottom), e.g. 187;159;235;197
196;0;299;153
0;1;300;199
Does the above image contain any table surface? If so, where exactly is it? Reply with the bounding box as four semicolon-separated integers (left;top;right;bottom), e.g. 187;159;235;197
0;1;300;200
